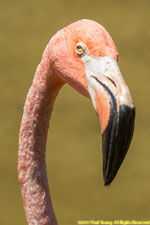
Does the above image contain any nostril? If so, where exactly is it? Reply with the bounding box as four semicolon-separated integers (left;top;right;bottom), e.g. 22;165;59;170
106;76;116;87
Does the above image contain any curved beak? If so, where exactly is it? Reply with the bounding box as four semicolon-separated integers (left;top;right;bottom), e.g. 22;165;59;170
81;55;135;186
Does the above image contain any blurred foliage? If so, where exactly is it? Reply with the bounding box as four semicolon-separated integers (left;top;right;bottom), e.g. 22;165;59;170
0;0;150;224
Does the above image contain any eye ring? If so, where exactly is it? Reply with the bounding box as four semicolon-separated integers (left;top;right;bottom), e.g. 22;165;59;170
75;42;88;57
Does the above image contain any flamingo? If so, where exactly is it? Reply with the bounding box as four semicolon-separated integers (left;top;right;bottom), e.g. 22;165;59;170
18;19;135;225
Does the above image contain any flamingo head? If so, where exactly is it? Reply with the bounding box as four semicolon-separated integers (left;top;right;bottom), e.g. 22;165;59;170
50;19;135;186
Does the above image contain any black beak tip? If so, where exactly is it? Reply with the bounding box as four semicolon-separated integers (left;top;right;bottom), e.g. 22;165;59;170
104;177;113;187
103;167;117;187
102;105;135;186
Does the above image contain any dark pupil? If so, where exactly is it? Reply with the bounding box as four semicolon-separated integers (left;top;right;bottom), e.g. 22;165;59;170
77;46;83;53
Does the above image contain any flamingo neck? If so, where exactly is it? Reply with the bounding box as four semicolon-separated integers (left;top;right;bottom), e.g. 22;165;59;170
18;44;63;225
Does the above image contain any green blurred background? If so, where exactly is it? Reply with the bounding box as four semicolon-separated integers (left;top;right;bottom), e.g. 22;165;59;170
1;0;150;224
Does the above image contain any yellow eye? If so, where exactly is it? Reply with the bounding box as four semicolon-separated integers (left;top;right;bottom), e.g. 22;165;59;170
75;42;87;57
75;42;88;57
76;45;84;55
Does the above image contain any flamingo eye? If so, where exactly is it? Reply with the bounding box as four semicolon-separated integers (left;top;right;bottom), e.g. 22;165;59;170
76;45;84;56
75;42;87;57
